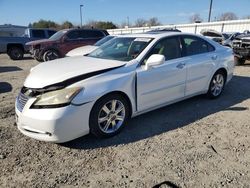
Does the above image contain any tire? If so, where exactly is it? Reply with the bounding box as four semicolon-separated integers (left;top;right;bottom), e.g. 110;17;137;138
89;94;130;138
234;56;245;66
42;49;60;62
207;71;226;99
8;47;24;60
34;56;43;62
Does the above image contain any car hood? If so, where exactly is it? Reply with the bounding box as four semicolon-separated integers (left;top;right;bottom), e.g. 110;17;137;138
200;29;222;38
24;56;126;88
66;45;98;57
26;38;57;46
233;35;250;44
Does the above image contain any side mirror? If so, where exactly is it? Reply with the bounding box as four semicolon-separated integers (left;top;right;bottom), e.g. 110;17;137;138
145;54;165;70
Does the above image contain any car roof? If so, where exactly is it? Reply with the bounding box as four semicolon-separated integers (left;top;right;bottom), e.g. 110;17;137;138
116;32;194;39
60;28;107;32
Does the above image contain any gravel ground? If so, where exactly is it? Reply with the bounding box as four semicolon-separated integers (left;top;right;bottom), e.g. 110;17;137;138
0;54;250;188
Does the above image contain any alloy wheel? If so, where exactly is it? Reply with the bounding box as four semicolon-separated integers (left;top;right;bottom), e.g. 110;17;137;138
98;99;126;134
43;50;59;61
211;74;224;97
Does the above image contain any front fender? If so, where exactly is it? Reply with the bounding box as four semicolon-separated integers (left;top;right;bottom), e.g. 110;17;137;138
71;66;137;113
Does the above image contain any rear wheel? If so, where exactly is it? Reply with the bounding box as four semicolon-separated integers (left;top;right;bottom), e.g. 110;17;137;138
8;47;24;60
207;71;226;99
234;56;245;65
42;49;60;62
89;94;130;138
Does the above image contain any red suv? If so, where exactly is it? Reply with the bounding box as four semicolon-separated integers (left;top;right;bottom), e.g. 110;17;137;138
26;28;109;62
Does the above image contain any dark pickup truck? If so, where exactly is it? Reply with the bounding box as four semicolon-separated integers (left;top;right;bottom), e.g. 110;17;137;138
0;28;56;60
26;28;109;62
232;34;250;65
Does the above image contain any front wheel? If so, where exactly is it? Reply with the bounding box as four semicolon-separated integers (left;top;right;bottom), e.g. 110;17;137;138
42;50;60;62
89;94;130;138
207;71;226;99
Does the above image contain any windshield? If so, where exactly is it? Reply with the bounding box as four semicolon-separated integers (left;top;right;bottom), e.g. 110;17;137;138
94;35;115;46
222;33;230;40
88;37;153;61
49;30;67;40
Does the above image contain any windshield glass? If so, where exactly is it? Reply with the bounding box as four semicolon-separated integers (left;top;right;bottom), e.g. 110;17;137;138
49;30;67;40
94;35;115;46
222;33;230;40
88;37;153;61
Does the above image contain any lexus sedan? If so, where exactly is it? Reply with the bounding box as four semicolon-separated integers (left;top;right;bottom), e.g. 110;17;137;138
15;32;234;143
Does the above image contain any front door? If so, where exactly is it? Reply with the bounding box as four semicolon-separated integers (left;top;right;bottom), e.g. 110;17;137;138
136;36;187;111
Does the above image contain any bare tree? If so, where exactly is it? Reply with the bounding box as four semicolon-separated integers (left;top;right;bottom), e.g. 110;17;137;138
148;17;161;26
134;18;147;27
189;14;203;23
244;15;250;19
218;12;238;21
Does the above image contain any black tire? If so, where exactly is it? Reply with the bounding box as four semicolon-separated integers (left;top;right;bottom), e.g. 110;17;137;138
42;49;60;62
234;56;245;66
34;56;43;62
89;94;130;138
8;47;24;60
207;71;226;99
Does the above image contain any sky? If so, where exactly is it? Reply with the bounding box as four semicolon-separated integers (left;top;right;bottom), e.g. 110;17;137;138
0;0;250;27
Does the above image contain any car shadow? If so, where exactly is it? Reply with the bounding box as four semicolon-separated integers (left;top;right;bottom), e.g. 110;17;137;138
61;75;250;150
0;66;22;73
0;82;12;93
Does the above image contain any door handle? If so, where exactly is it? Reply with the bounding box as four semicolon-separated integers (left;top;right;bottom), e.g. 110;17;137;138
211;55;218;60
176;63;186;69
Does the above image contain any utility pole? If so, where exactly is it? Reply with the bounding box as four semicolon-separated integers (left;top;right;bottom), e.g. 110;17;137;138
208;0;213;22
80;5;83;28
127;16;130;28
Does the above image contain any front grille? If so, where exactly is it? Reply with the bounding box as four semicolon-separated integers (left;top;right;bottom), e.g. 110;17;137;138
16;93;29;112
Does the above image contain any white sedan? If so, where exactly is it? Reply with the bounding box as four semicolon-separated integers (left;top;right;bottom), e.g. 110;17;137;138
15;32;234;143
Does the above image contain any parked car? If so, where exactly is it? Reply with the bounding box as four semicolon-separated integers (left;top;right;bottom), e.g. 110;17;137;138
147;28;181;33
26;28;109;62
232;33;250;65
0;28;56;60
15;32;234;143
66;35;115;57
201;29;223;44
221;32;242;48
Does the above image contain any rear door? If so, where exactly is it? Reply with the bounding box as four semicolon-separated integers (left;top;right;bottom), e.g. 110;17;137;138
136;36;188;111
181;35;217;96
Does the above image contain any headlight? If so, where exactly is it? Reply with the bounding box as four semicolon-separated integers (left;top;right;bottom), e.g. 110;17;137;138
32;87;82;108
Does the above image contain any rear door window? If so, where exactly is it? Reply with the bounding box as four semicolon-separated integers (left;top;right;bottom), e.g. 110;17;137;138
32;30;46;38
79;30;104;39
182;36;215;56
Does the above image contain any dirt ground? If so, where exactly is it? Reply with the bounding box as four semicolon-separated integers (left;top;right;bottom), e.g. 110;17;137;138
0;54;250;188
